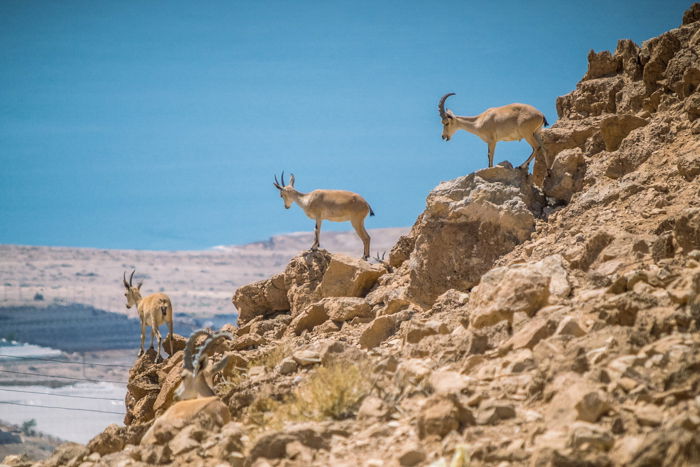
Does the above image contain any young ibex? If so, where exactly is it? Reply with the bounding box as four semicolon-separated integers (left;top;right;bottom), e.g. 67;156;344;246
273;172;375;260
141;330;232;446
122;270;174;361
438;93;549;170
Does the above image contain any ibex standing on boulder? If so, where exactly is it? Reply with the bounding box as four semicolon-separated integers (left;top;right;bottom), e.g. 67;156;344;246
273;172;375;260
122;270;174;361
438;93;548;171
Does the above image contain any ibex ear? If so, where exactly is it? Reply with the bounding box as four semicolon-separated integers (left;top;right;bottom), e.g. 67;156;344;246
446;110;455;118
137;282;143;291
289;173;295;187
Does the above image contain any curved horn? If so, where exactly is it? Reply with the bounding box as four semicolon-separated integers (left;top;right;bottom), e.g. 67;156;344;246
280;171;286;187
183;329;213;372
193;332;234;374
123;272;130;289
274;174;281;189
129;270;135;287
439;93;456;119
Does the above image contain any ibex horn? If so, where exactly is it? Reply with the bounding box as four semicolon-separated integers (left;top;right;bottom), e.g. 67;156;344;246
123;272;130;289
128;270;135;287
439;93;456;119
183;329;213;372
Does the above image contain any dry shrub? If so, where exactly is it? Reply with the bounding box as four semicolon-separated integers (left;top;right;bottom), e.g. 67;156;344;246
250;342;291;370
248;360;373;430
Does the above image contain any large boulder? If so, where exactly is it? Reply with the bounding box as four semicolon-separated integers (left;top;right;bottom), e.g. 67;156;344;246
232;273;289;324
400;164;543;307
233;250;385;324
468;255;570;329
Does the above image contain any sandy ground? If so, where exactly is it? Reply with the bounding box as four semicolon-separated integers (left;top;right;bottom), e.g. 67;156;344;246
0;227;408;319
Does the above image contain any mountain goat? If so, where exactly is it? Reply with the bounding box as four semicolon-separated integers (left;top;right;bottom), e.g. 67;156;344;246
273;172;375;260
438;93;549;170
122;269;174;361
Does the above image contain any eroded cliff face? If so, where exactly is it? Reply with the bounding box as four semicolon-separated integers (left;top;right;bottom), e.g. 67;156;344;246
21;4;700;467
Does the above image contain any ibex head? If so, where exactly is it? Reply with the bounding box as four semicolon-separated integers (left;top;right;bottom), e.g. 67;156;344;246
175;330;233;401
272;171;296;209
122;270;143;309
438;93;457;141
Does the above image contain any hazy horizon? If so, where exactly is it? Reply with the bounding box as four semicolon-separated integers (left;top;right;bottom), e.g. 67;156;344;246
1;0;689;250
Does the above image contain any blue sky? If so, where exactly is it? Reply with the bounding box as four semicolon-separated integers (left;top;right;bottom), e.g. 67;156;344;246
0;1;690;250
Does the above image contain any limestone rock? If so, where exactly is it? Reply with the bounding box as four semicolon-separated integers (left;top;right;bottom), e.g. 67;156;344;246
232;272;290;324
569;422;614;451
674;208;700;252
403;165;542;306
317;254;385;298
321;296;372;322
600;114;648;151
359;311;411;349
289;302;329;335
469;261;552;328
86;424;125;456
284;249;332;315
543;148;586;202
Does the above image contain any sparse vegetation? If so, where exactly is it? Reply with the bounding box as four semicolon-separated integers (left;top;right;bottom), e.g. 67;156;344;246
248;360;373;431
249;342;291;370
21;419;37;436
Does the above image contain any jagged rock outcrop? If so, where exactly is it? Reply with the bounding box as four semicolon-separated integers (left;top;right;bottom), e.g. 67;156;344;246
232;250;385;324
389;163;544;308
22;5;700;467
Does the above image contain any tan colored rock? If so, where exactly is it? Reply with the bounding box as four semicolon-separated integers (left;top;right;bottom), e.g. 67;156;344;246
289;302;329;335
600;114;648;151
674;208;700;252
396;358;433;386
357;395;389;420
86;424;125;457
276;357;298;375
318;254;385;298
168;425;201;456
469;262;552;328
418;395;473;439
569;422;614;451
574;390;611;423
477;400;516;425
427;369;472;395
359;311;411;349
283;249;332;315
232;333;266;350
556;316;587;337
321;296;372;321
232;272;290;324
247;423;329;462
153;362;184;416
403;165;542;306
505;317;556;350
397;445;427;466
583;49;620;81
543;148;586;202
546;373;611;427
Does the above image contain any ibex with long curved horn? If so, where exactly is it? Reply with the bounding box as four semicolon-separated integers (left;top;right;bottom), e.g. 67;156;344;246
273;172;375;260
438;93;549;170
122;269;174;361
141;330;233;446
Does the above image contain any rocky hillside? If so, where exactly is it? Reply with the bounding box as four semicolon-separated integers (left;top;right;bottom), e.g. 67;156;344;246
11;5;700;466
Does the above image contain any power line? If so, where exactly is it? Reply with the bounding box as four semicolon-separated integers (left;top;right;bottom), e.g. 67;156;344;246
0;353;132;368
0;369;127;384
0;388;123;401
0;400;125;415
